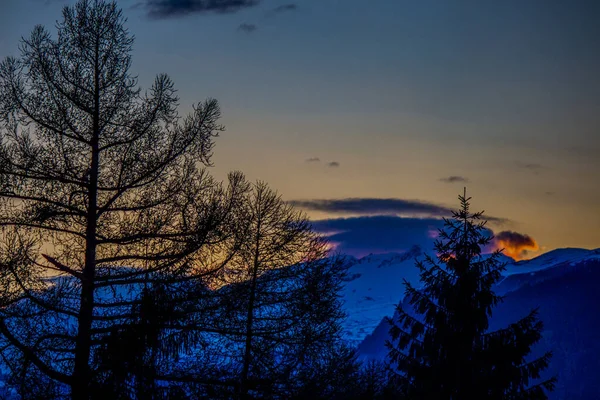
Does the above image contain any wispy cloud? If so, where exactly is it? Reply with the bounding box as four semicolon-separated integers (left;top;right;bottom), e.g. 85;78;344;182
238;23;257;33
516;162;547;174
439;176;469;183
273;3;297;13
41;0;67;5
327;161;340;168
143;0;259;18
305;157;320;163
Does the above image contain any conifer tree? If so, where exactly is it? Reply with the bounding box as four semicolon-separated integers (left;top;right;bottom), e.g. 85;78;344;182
386;190;556;399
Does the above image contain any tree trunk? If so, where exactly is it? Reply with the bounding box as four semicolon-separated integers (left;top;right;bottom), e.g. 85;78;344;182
240;270;258;400
240;213;262;400
72;47;101;399
72;146;98;399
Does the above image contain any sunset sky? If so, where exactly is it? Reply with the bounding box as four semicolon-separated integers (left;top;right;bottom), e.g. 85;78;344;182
1;0;598;259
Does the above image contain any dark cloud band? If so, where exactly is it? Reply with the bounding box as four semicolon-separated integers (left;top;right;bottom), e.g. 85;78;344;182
289;198;453;217
311;216;520;259
312;216;446;257
144;0;259;18
289;197;510;225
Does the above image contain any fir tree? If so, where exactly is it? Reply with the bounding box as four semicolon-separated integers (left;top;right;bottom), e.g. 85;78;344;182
386;190;556;399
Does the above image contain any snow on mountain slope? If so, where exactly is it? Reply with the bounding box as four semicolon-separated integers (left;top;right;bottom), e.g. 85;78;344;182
496;248;600;295
503;248;600;276
355;257;600;400
340;247;511;344
339;246;600;346
340;245;425;345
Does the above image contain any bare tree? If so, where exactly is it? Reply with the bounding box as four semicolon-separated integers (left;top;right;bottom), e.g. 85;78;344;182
196;182;348;399
67;181;349;400
0;1;248;398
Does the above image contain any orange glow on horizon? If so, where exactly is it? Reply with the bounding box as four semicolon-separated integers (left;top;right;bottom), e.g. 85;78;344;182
496;239;540;261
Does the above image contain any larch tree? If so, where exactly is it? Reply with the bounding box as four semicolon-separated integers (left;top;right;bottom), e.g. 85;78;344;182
81;182;351;400
0;0;248;398
192;182;349;399
386;191;556;399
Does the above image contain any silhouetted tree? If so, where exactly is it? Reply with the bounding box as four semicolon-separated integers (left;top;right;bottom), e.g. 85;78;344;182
58;181;351;399
0;1;375;398
91;284;177;399
386;190;556;399
354;360;400;400
288;344;361;400
185;182;349;399
290;350;400;400
0;0;248;398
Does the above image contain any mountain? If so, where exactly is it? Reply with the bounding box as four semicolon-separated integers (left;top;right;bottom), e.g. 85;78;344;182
340;247;600;345
2;246;598;399
340;245;425;345
339;245;513;345
346;248;600;400
497;247;600;294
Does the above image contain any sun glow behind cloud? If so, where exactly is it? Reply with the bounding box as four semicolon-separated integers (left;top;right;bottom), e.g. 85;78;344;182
494;231;540;261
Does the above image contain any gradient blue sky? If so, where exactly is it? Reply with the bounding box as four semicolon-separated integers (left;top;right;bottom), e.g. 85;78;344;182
1;0;599;258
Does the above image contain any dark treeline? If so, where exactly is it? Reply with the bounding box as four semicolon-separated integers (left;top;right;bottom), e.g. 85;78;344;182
0;1;554;399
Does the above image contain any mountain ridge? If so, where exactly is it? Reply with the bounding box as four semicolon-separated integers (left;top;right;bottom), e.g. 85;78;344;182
340;246;600;346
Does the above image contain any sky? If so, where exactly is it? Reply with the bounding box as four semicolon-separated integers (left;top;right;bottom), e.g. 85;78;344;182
1;0;599;259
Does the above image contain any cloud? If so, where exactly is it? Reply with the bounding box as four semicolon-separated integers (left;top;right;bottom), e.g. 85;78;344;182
143;0;259;18
310;213;526;259
273;3;297;12
238;23;257;33
520;163;543;170
289;198;453;217
312;216;446;258
439;176;469;183
516;162;547;174
494;231;539;261
312;215;499;258
305;157;320;163
290;197;511;227
485;215;511;225
327;161;340;168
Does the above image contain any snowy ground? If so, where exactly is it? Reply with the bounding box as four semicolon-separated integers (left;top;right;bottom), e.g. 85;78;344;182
339;246;600;346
